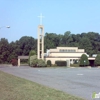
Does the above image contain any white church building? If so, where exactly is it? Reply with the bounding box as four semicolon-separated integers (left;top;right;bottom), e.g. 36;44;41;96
18;13;96;67
45;47;89;65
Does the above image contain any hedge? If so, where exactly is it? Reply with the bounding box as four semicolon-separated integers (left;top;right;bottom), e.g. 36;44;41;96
55;61;66;66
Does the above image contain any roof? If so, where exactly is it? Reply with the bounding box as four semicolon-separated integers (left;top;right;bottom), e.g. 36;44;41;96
18;56;29;59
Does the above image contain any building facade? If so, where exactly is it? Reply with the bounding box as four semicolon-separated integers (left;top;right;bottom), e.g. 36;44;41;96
45;47;89;65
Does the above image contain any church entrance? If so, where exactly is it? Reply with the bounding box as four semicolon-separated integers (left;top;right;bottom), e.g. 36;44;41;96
89;60;95;67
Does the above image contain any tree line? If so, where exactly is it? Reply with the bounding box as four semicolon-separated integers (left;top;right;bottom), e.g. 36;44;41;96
0;31;100;64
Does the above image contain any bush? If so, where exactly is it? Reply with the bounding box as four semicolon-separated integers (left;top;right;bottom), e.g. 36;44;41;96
74;60;79;64
79;54;89;66
38;59;46;67
28;50;36;65
29;50;36;56
11;59;18;66
52;64;57;67
47;60;51;66
30;55;38;67
55;61;66;66
47;65;51;67
94;54;100;66
70;64;79;67
29;55;46;67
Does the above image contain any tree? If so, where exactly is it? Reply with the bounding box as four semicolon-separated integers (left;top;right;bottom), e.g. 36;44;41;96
29;50;36;56
79;54;89;66
62;31;71;46
79;37;92;56
18;36;37;55
94;54;100;66
0;38;10;63
1;31;100;65
44;33;59;51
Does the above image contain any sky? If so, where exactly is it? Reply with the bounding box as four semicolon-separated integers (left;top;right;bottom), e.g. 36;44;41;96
0;0;100;43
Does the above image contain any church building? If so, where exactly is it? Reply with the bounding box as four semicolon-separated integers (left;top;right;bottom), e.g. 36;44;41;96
45;47;89;65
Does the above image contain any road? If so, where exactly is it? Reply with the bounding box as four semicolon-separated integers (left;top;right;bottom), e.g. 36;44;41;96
0;66;100;100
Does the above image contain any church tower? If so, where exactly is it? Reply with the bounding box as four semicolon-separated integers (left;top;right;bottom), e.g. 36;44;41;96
37;13;44;60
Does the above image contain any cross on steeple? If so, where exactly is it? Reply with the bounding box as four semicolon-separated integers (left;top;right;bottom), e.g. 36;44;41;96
38;13;44;25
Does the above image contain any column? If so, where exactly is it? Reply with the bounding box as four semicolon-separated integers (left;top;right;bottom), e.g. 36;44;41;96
72;59;74;64
67;59;70;67
18;58;20;67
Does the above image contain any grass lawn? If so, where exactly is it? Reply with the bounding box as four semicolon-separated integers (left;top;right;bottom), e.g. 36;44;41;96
0;71;85;100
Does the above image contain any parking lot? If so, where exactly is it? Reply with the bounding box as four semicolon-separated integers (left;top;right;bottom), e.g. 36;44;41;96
0;66;100;100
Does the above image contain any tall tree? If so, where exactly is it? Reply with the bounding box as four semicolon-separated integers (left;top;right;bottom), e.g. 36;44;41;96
94;54;100;66
0;38;10;63
62;31;71;46
79;54;89;66
79;37;92;56
18;36;37;55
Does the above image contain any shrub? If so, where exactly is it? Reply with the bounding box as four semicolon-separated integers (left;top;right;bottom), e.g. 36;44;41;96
29;55;46;67
21;59;28;64
47;60;51;66
94;54;100;66
28;50;36;65
30;55;38;67
74;60;79;64
55;61;66;66
47;65;51;67
29;50;36;56
79;54;89;66
38;59;46;67
52;64;57;67
11;59;18;66
70;64;79;67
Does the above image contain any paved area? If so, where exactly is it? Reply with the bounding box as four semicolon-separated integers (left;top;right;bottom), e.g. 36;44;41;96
0;66;100;100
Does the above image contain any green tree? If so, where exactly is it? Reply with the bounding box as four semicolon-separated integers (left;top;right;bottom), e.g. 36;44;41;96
0;38;10;63
94;54;100;66
79;54;89;66
79;37;92;56
29;50;36;56
9;41;22;60
44;33;59;51
1;31;100;65
62;31;71;46
18;36;37;55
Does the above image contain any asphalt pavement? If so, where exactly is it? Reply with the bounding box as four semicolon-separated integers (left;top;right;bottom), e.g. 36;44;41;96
0;66;100;100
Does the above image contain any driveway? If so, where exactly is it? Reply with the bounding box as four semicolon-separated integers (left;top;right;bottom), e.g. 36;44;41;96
0;66;100;100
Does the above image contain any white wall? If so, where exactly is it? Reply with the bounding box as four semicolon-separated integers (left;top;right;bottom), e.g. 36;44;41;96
49;52;86;57
45;57;79;64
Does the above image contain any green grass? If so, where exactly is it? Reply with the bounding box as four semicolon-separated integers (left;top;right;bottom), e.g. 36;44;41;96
0;71;85;100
